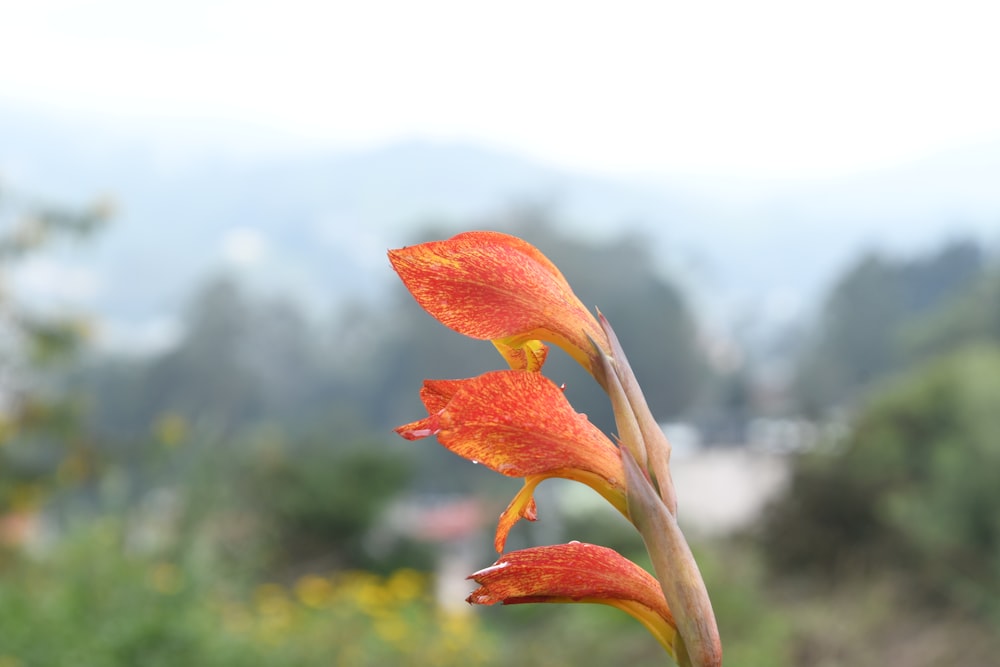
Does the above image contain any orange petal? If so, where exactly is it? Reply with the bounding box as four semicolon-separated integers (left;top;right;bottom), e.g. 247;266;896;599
395;370;628;546
418;378;463;413
395;378;463;439
388;231;609;379
467;542;679;657
433;371;623;483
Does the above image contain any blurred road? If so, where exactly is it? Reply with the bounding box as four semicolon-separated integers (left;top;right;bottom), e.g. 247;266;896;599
673;447;789;535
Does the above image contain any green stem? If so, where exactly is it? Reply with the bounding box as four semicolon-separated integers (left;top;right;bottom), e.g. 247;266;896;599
624;448;722;667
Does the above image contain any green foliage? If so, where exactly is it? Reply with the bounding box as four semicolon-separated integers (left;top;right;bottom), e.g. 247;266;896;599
0;519;247;666
237;438;430;574
904;265;1000;358
764;344;1000;614
760;573;1000;667
0;519;494;667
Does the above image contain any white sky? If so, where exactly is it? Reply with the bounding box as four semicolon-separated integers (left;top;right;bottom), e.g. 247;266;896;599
2;0;1000;179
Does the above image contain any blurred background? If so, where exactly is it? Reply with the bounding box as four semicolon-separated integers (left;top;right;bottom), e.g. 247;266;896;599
2;2;1000;665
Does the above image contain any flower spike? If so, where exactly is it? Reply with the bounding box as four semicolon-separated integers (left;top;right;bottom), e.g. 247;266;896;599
390;230;722;665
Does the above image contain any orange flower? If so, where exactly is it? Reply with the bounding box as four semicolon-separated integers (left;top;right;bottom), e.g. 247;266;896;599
387;231;609;379
467;542;680;659
395;370;627;551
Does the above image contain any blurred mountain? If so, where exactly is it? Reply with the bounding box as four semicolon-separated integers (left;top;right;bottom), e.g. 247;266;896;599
2;104;998;354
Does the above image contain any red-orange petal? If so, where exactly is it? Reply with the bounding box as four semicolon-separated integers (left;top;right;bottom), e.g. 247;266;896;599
394;378;464;439
418;378;463;414
403;371;625;492
394;370;629;547
388;231;609;377
435;370;623;482
467;542;678;656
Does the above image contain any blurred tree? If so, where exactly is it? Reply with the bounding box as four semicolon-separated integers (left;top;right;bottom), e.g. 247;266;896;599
904;264;1000;359
762;344;1000;615
0;516;491;667
0;184;109;530
82;275;336;441
236;437;428;576
793;240;983;415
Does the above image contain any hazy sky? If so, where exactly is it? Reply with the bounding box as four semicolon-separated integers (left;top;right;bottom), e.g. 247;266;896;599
2;0;999;179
